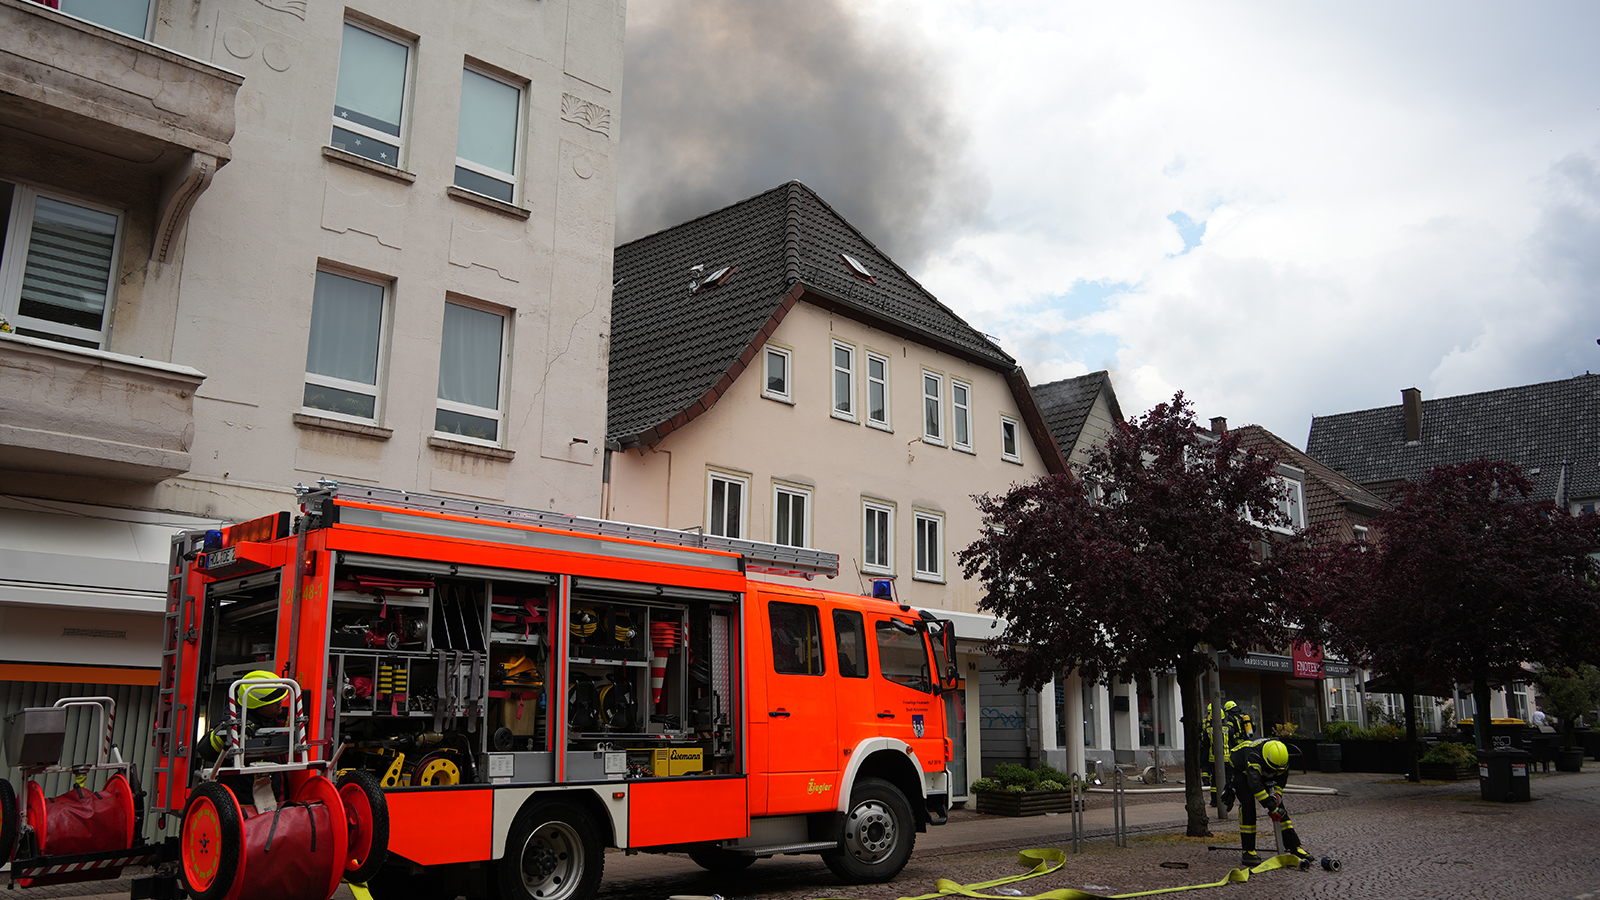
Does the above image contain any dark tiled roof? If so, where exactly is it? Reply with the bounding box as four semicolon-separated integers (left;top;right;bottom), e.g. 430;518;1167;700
608;181;1017;448
1305;374;1600;505
1032;371;1123;456
1235;425;1390;534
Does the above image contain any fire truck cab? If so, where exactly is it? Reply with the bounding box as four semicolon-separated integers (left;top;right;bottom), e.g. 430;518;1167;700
1;483;959;900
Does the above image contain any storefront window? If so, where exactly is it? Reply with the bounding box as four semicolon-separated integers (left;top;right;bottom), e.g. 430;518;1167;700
1286;679;1320;735
1082;679;1097;747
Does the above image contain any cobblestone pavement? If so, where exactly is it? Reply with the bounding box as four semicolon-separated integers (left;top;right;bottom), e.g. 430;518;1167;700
18;769;1600;900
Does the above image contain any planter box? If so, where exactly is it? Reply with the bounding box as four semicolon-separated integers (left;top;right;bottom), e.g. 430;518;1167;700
1337;740;1417;774
1418;762;1476;781
975;790;1079;817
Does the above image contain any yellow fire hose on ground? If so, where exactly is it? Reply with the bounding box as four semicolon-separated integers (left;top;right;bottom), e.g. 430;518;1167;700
792;849;1308;900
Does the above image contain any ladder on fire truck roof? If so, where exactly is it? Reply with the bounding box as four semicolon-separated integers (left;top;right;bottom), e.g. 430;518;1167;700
305;482;840;580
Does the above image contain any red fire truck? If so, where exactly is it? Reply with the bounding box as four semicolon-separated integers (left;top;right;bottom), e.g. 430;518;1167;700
1;483;959;900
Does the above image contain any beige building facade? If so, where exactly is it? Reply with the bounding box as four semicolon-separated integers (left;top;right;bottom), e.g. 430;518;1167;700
1;0;624;693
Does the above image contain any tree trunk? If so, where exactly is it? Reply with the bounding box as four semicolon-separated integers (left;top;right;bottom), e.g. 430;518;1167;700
1177;657;1211;837
1402;688;1420;782
1473;676;1494;751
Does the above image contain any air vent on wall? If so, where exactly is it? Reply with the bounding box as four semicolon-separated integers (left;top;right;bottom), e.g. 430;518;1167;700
63;627;128;640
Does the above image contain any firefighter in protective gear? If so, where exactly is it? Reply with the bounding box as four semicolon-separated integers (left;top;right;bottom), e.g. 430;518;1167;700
198;671;288;762
1232;738;1313;868
1224;700;1254;751
1217;700;1252;812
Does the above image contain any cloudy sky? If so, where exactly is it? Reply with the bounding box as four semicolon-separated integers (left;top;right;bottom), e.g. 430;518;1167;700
618;1;1600;446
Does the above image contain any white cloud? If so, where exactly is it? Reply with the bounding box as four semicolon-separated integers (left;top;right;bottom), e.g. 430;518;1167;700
865;1;1600;442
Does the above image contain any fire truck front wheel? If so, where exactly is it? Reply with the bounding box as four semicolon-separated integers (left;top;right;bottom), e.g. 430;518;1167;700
498;800;604;900
822;777;915;884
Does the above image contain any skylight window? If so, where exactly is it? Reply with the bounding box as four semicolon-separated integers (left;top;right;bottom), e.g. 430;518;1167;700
840;253;876;284
693;264;736;293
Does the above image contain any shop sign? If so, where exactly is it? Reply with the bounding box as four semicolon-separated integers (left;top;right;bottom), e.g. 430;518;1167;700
1292;641;1324;679
1323;659;1354;678
1218;652;1291;673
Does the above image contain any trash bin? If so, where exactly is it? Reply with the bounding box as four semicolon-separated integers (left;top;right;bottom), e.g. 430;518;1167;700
1316;742;1342;774
1477;748;1531;803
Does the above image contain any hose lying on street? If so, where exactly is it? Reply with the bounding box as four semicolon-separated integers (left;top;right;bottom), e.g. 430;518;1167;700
809;847;1310;900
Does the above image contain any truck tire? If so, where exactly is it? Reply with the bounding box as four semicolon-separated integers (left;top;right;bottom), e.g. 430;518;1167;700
337;769;390;884
0;778;17;863
687;846;756;873
498;800;604;900
822;777;915;884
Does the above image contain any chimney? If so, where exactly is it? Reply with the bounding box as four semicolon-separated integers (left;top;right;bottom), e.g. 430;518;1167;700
1402;388;1422;442
1210;416;1227;434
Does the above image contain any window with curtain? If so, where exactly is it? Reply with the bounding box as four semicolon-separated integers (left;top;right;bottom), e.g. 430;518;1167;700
303;271;386;420
832;340;856;420
707;473;747;538
58;0;153;38
455;68;522;203
763;345;790;402
774;484;810;548
866;351;890;429
1001;415;1021;463
331;22;410;165
863;501;893;574
0;182;121;350
435;301;506;443
922;371;943;444
914;511;943;581
952;380;972;451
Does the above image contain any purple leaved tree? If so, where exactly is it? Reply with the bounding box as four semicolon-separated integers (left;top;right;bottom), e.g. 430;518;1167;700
958;394;1308;837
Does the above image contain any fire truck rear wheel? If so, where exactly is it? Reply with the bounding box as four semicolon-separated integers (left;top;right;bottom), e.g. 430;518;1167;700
499;800;604;900
337;769;390;884
823;777;915;884
687;846;756;873
0;778;18;863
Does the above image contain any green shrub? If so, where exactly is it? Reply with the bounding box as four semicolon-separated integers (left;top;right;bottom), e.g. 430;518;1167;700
1036;764;1071;785
992;763;1041;790
1037;779;1066;792
1006;783;1028;793
1361;724;1406;741
1322;721;1356;741
969;778;1000;793
1420;742;1475;766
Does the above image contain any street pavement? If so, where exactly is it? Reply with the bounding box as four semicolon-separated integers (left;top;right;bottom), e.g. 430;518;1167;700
19;767;1600;900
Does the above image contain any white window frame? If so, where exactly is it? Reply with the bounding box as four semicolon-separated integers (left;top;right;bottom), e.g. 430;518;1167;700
1000;415;1022;464
913;510;945;582
832;339;857;422
706;470;749;539
921;370;944;446
330;19;416;167
434;298;511;447
1352;525;1369;543
762;344;792;403
1271;476;1305;532
454;63;525;204
773;482;812;548
865;350;891;430
0;183;123;350
301;267;392;424
862;500;895;575
951;379;973;453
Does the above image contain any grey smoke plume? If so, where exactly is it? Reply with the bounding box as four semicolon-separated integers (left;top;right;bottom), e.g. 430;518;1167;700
617;0;986;268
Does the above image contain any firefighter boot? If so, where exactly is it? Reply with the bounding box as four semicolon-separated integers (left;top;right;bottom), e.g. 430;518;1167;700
1240;851;1260;868
1290;846;1315;869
